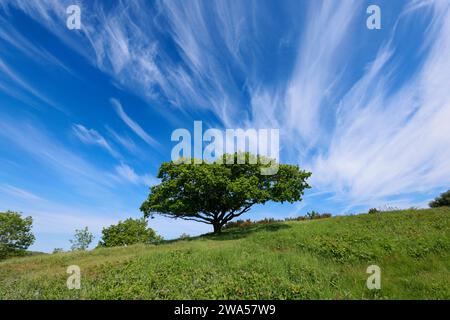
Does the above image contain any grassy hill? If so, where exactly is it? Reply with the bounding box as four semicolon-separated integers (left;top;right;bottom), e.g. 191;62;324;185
0;208;449;299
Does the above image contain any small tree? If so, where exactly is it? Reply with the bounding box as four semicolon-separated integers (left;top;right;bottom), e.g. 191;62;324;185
140;153;311;234
0;211;35;259
178;233;190;240
306;210;319;219
429;190;450;208
98;218;162;247
70;227;93;251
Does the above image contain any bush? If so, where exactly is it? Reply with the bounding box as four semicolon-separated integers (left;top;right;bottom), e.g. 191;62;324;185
98;218;162;247
429;190;450;208
300;212;332;220
368;208;379;214
223;214;332;230
0;211;35;260
223;219;254;229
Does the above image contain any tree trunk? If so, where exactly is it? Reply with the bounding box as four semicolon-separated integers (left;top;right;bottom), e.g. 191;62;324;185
213;222;222;234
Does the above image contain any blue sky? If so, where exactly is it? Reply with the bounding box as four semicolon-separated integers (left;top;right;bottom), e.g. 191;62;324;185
1;0;449;252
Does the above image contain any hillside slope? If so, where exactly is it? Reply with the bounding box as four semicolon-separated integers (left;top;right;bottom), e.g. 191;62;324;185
0;208;449;299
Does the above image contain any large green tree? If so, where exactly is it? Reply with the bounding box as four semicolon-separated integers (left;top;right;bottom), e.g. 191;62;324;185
98;218;162;247
0;211;35;259
140;153;311;233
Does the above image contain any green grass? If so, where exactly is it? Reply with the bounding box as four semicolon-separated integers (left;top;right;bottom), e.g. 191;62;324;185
1;208;449;299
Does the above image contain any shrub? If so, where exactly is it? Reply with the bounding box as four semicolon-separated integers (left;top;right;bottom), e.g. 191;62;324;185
98;218;162;247
223;213;332;230
224;219;254;229
284;216;306;221
368;208;379;214
300;212;332;220
429;189;450;208
224;218;275;230
0;211;35;260
259;218;276;224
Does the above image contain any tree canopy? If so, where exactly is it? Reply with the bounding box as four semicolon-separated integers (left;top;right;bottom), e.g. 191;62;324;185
140;153;311;233
429;189;450;208
0;211;35;259
98;218;162;247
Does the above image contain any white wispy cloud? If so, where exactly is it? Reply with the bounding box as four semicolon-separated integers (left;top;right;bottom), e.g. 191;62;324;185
158;0;253;126
0;57;64;112
0;0;91;62
1;0;250;126
0;115;157;192
0;184;113;232
0;15;75;76
106;126;140;155
307;1;450;203
0;184;44;202
283;1;360;150
110;98;158;147
0;115;124;196
245;0;450;207
114;163;158;186
72;123;120;158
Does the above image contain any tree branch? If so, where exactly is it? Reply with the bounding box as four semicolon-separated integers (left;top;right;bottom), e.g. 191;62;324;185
178;217;213;224
159;213;214;224
222;201;257;223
